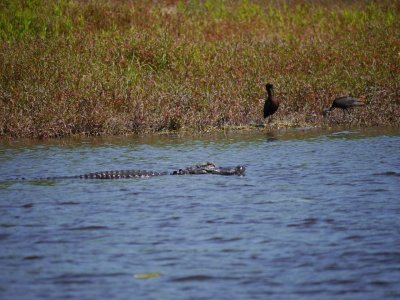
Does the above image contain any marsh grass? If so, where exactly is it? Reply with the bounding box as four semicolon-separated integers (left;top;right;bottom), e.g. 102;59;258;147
0;0;399;138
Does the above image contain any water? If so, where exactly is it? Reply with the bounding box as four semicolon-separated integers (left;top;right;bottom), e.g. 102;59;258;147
1;127;399;300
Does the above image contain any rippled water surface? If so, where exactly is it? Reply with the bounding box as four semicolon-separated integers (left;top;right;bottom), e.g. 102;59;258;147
1;127;400;299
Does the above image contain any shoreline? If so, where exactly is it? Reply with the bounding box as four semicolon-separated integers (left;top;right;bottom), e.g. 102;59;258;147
1;123;399;144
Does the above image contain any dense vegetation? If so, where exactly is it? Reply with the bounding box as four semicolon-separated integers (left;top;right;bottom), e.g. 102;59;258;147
1;0;399;138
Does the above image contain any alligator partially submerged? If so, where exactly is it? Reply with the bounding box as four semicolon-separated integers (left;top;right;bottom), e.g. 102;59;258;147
16;162;245;180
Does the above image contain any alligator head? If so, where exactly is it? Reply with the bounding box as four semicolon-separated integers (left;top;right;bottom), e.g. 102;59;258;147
171;162;245;176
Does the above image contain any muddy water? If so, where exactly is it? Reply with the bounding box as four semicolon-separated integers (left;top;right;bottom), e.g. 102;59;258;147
1;127;399;299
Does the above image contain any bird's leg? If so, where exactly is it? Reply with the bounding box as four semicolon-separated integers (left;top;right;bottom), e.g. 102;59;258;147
267;116;274;124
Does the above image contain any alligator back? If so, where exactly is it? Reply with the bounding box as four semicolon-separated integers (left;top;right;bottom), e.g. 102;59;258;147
72;170;168;179
29;170;167;180
11;162;245;181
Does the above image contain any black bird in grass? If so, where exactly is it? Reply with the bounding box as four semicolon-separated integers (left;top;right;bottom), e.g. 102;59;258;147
264;83;279;119
323;96;365;116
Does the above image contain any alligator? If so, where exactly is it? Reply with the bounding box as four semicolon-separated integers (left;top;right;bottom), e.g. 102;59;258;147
14;162;245;180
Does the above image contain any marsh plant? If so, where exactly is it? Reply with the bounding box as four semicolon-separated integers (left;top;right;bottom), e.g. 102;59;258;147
0;0;399;138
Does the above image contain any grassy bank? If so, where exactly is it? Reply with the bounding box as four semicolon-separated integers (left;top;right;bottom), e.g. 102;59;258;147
1;0;399;138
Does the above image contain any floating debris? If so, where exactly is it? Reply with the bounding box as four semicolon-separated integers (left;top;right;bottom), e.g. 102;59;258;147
134;272;161;279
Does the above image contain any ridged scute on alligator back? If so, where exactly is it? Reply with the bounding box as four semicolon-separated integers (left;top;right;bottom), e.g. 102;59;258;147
78;170;168;179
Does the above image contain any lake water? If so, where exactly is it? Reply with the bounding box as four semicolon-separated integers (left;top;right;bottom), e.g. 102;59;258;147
1;127;399;300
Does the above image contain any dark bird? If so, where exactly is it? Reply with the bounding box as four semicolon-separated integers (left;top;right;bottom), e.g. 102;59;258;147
323;96;365;116
264;83;279;119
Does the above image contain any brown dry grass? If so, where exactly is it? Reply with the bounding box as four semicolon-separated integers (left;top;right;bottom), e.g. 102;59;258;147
0;0;399;139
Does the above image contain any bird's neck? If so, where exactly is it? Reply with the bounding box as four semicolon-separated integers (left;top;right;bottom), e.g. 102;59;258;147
267;88;274;98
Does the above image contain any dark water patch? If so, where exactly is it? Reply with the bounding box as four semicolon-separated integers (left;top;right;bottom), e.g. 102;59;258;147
53;278;93;285
240;183;257;187
240;277;282;287
370;280;392;286
58;201;80;205
170;274;239;282
360;251;400;264
360;188;388;194
127;191;141;196
23;255;43;260
21;223;47;228
50;272;128;285
170;275;213;282
323;263;341;271
326;278;358;285
343;235;364;241
0;255;19;260
67;225;110;231
221;248;244;253
0;233;11;241
253;200;275;205
207;236;243;242
35;239;74;244
206;218;225;224
373;171;400;177
223;220;247;225
287;218;318;227
333;288;366;295
302;196;319;200
0;223;16;228
324;218;335;224
328;130;355;138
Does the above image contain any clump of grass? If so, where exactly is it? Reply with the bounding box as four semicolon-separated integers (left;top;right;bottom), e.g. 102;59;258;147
0;0;399;139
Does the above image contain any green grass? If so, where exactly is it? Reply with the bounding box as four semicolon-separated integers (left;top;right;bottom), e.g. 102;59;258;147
0;0;399;138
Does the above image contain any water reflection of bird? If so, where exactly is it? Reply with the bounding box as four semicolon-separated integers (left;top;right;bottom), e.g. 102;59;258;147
264;83;280;119
323;96;365;116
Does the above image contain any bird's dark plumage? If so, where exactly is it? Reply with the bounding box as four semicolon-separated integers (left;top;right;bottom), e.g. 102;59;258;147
264;83;279;118
323;96;365;116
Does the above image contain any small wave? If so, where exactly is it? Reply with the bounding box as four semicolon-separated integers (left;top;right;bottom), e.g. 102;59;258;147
36;239;73;244
58;201;80;205
221;248;244;253
287;218;318;227
68;225;110;231
330;130;355;136
326;278;357;285
53;278;93;285
343;235;364;241
370;280;392;286
51;272;127;284
207;236;243;242
0;223;16;228
23;255;43;260
362;188;388;193
171;275;212;282
170;274;238;282
373;171;400;177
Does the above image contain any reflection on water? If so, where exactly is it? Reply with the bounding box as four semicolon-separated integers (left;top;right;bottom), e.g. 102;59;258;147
0;127;400;300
